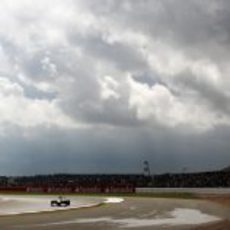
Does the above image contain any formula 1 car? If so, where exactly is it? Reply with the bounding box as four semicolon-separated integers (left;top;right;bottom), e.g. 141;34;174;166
50;196;71;207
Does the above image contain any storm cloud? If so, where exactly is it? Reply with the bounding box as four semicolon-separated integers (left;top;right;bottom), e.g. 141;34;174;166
0;0;230;175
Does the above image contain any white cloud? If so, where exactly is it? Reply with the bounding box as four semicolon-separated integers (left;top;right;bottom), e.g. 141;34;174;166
0;0;229;173
128;75;229;131
100;76;120;100
0;77;76;130
0;0;229;133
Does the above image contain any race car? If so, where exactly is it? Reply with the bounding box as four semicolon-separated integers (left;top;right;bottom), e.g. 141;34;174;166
50;196;71;207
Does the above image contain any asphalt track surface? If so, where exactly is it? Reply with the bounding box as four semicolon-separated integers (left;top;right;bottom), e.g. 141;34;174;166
0;196;229;230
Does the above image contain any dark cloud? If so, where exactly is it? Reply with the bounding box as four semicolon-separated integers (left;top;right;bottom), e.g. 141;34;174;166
173;70;230;114
80;0;230;63
68;33;147;72
0;126;229;175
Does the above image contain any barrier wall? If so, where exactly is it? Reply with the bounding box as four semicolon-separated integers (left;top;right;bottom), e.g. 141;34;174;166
0;187;27;192
136;187;230;195
2;187;230;195
0;186;135;193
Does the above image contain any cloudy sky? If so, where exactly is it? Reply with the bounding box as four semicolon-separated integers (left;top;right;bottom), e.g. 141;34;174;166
0;0;230;175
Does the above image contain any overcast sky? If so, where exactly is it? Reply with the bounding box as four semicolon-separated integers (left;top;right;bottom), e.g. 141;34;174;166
0;0;230;175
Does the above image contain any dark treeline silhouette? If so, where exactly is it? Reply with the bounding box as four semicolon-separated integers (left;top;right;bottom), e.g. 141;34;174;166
0;169;229;190
148;171;230;187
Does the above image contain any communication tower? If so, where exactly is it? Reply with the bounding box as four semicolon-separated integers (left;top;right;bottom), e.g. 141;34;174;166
143;160;151;177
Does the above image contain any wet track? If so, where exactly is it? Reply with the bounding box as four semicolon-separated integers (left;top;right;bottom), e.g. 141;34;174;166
0;196;229;230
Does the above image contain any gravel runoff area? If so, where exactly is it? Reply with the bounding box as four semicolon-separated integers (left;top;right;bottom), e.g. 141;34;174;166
0;194;229;230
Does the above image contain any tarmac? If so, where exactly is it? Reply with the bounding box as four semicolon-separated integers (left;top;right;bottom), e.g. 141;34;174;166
0;196;229;230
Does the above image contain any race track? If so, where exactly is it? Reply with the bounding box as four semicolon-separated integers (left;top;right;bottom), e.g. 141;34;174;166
0;195;229;230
